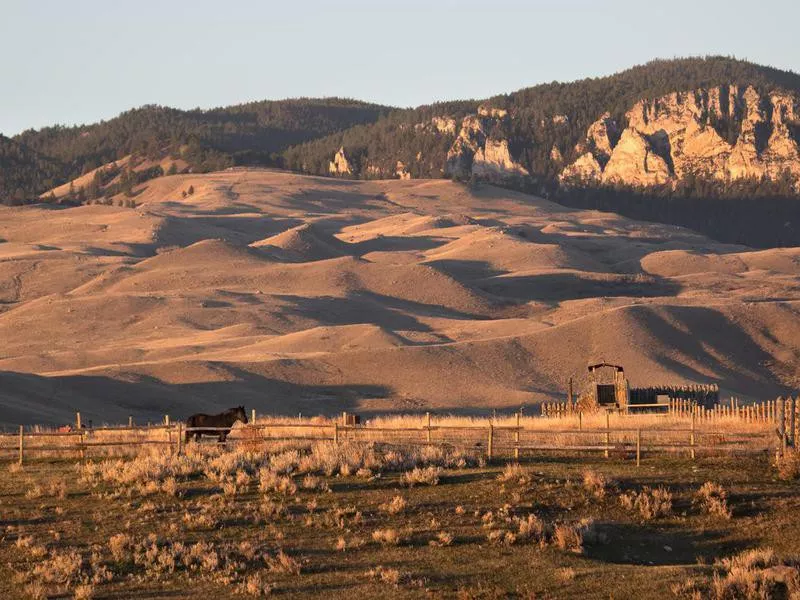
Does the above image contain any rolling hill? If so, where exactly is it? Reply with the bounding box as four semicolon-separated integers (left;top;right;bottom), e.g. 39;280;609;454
0;170;798;425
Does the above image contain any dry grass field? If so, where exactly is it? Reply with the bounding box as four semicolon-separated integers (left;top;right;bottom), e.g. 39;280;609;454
2;442;800;599
1;170;800;426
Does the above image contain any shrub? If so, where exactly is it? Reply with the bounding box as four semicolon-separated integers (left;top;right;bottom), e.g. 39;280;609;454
266;550;301;575
553;523;583;554
242;572;274;597
372;528;403;546
497;463;529;484
582;470;608;499
619;486;672;520
401;466;441;487
776;451;800;480
379;495;407;515
366;566;402;586
695;482;732;519
430;531;454;547
108;533;134;563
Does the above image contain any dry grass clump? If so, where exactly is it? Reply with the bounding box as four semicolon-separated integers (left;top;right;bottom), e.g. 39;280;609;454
258;469;297;496
674;548;800;599
73;583;96;600
379;495;408;515
619;486;672;520
775;450;800;481
556;567;576;582
582;470;608;499
497;463;529;484
553;523;584;554
241;572;274;597
108;533;134;563
401;466;441;487
430;531;454;547
372;528;404;546
366;565;402;586
266;550;301;575
695;482;732;519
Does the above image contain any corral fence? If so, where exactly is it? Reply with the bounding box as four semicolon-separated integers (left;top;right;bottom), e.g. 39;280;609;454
3;401;795;467
542;395;799;426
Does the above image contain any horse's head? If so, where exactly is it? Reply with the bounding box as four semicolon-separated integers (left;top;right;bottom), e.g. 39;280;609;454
236;405;248;424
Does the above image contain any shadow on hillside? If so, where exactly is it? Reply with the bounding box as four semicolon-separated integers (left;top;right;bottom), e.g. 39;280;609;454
425;259;507;281
474;272;682;302
0;369;390;428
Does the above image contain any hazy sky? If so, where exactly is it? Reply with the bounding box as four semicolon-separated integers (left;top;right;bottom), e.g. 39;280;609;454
2;0;798;136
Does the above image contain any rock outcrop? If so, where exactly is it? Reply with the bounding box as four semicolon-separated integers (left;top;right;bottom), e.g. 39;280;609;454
328;147;353;176
395;161;412;180
560;86;800;189
445;106;528;180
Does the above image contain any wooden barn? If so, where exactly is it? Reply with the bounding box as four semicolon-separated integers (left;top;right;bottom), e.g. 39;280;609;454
577;362;719;412
584;362;630;409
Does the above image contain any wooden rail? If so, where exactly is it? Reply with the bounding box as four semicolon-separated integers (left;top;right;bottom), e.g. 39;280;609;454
2;415;780;466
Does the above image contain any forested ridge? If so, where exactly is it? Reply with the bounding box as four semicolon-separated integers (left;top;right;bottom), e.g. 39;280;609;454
4;57;800;247
284;56;800;184
1;98;392;202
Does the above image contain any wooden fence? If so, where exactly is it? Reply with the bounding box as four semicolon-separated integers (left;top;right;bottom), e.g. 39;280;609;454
542;396;799;428
1;407;789;467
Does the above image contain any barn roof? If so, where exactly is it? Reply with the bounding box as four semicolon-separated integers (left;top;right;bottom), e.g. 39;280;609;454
587;362;624;372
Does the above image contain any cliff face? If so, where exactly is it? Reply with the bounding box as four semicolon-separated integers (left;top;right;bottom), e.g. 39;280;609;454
445;106;528;180
561;86;800;188
328;147;353;176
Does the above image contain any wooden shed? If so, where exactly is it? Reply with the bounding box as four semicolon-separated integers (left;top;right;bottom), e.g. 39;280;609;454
585;362;630;409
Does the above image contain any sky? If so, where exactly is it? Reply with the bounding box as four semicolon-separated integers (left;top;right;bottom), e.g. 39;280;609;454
1;0;799;136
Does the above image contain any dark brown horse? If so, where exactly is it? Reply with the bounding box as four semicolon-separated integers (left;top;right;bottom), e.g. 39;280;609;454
185;406;248;444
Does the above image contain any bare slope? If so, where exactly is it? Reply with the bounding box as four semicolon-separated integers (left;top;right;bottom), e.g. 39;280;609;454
0;170;798;424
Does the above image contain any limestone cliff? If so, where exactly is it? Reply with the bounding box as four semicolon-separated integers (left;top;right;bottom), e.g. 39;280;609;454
445;105;528;180
328;147;353;176
560;86;800;189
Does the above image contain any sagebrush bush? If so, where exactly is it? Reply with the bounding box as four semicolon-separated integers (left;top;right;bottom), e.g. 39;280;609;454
401;466;441;487
695;482;732;519
619;486;672;520
775;450;800;481
582;470;608;499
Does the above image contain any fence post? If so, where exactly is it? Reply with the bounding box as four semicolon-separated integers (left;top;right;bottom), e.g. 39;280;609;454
578;411;583;431
251;409;256;425
426;412;432;443
514;411;520;460
778;397;786;453
18;425;23;466
177;422;183;456
333;422;339;444
76;412;81;430
790;397;797;448
79;431;85;462
167;426;173;455
487;424;494;462
128;416;133;428
636;429;641;467
604;411;610;459
690;412;696;460
568;377;573;406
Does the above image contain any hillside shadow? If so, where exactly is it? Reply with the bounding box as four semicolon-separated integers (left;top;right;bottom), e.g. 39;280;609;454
630;306;788;397
0;369;390;427
351;235;448;254
275;293;434;332
425;258;507;281
474;272;681;302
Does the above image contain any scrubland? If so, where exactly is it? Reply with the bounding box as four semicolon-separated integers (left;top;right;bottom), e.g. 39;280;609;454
2;440;799;599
